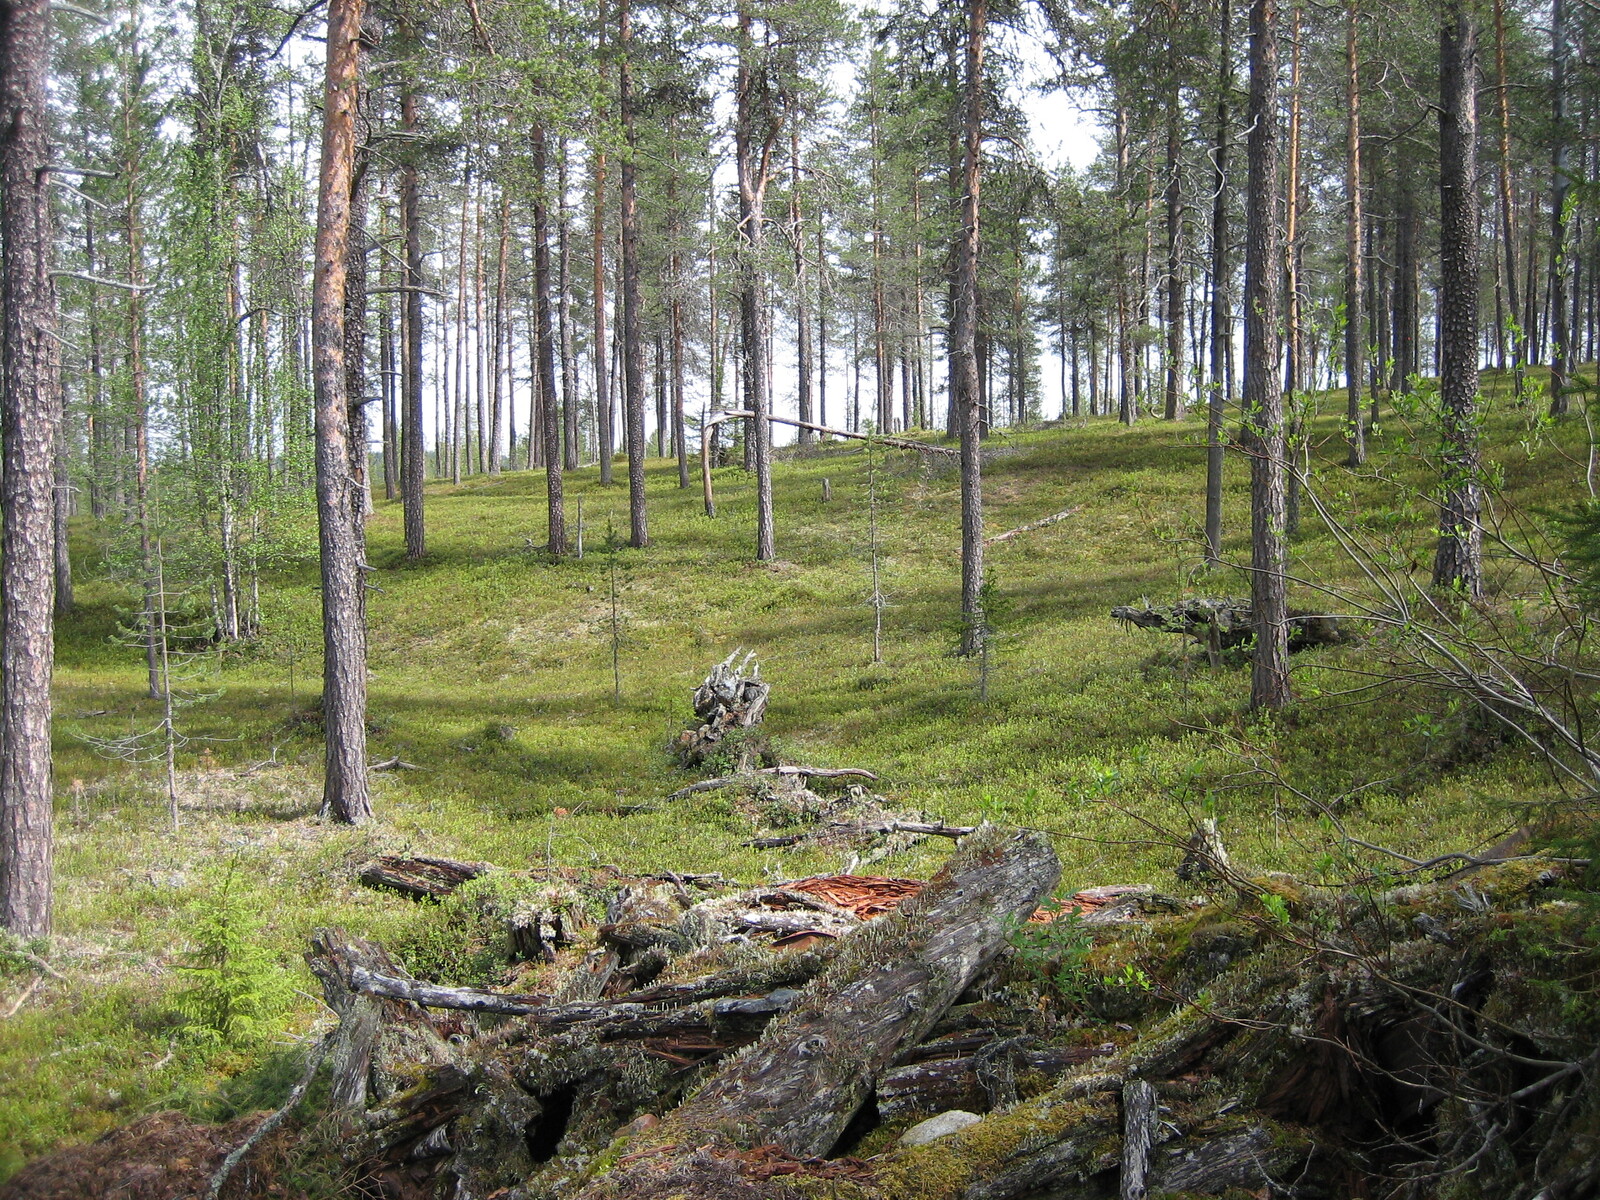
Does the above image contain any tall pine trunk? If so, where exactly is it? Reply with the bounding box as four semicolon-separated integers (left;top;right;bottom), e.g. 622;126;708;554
1;0;60;935
1244;0;1289;710
312;0;372;824
1204;0;1232;565
955;0;986;655
1432;0;1484;596
534;127;567;554
1344;0;1366;464
400;83;426;558
619;0;648;546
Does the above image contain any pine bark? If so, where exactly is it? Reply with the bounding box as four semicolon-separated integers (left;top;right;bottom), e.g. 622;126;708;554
400;84;426;559
735;2;775;561
1344;0;1366;465
1548;0;1571;416
1244;0;1290;710
619;0;648;548
0;0;60;936
1432;0;1484;596
534;127;567;555
1204;0;1231;565
955;0;986;656
312;0;373;824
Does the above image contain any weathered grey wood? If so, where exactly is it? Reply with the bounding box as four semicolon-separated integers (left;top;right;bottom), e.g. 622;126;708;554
877;1042;1115;1122
1111;597;1347;653
1149;1125;1305;1193
358;854;489;900
305;928;455;1110
581;824;1060;1196
349;966;546;1015
553;881;682;1003
1120;1080;1158;1200
986;507;1080;545
665;764;879;802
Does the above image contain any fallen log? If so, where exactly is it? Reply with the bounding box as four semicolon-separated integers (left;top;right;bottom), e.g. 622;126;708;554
876;1041;1116;1122
358;855;489;901
744;818;976;849
666;765;879;802
576;824;1060;1198
1111;596;1348;656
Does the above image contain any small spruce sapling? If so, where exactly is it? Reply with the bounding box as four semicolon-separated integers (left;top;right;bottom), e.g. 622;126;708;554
174;856;289;1046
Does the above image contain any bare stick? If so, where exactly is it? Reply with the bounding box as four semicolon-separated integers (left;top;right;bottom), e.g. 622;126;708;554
204;1031;333;1200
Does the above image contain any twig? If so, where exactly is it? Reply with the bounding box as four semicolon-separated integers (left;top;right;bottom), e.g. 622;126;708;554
3;976;41;1019
204;1031;333;1200
986;506;1081;545
16;950;65;981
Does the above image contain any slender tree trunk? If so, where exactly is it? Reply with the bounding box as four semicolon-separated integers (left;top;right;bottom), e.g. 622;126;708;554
380;214;398;501
125;152;161;700
791;125;814;448
489;191;509;477
1204;0;1232;565
400;85;426;557
1244;0;1289;710
1492;0;1523;398
1344;0;1367;464
532;127;567;554
955;0;986;655
559;141;580;471
312;0;372;824
1163;74;1185;421
735;2;774;560
1;0;59;935
619;0;648;546
1115;103;1135;426
593;103;613;481
1432;0;1484;596
1549;0;1572;416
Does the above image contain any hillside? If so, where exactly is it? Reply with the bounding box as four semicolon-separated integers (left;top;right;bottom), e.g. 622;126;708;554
1;377;1591;1181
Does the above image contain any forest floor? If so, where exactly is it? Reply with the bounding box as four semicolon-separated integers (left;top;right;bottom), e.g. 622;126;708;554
0;368;1591;1180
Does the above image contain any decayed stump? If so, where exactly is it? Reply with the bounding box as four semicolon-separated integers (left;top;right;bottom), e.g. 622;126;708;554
1111;597;1348;661
676;650;771;768
574;824;1060;1198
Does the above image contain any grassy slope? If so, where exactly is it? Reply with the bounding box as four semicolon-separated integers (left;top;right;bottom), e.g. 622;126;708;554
0;370;1583;1175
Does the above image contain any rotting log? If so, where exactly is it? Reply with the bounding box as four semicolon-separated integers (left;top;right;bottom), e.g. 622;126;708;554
876;1041;1116;1122
666;764;878;802
1111;597;1348;657
574;824;1060;1198
357;855;489;901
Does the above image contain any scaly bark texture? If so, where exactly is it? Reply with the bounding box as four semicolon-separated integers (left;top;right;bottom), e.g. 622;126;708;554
312;0;373;824
734;2;775;561
1432;0;1483;596
534;126;567;554
955;0;987;655
1344;0;1366;466
1203;0;1231;565
400;82;426;560
1243;0;1290;710
619;0;648;548
1;0;60;937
